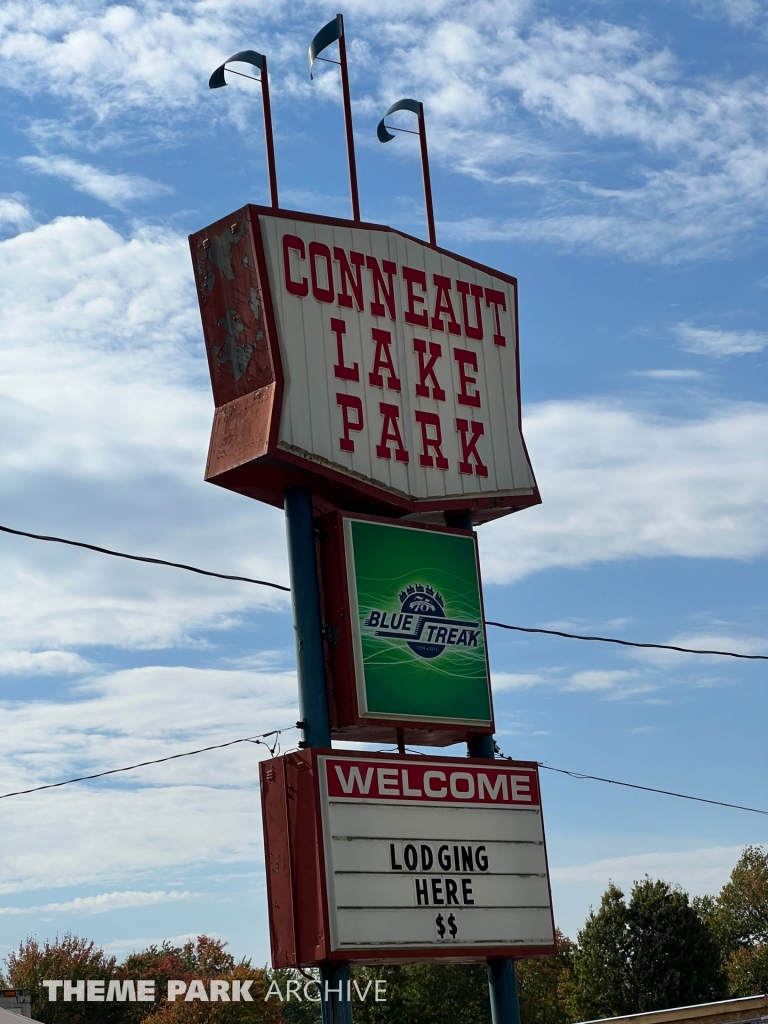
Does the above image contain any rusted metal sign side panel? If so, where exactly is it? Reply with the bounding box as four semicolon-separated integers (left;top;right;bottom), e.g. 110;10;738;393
189;207;285;482
318;511;495;746
189;209;279;406
286;752;329;965
256;212;537;504
259;757;298;968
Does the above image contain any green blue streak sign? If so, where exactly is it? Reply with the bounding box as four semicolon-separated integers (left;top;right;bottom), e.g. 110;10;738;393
344;519;493;725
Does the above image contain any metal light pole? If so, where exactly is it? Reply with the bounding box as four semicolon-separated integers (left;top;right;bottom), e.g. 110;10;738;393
377;98;437;246
209;50;279;208
284;486;352;1024
308;14;361;222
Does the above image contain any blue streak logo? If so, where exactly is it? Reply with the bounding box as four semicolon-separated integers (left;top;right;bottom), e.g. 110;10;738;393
363;584;480;659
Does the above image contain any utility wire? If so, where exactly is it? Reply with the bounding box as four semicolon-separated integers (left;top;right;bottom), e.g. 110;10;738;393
1;522;765;661
535;763;768;818
0;524;290;592
3;729;767;819
0;727;295;802
484;621;768;661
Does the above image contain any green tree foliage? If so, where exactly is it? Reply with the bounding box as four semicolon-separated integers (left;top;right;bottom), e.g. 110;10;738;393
517;931;576;1024
4;935;278;1024
572;879;726;1020
349;963;491;1024
274;944;576;1024
5;933;119;1024
694;845;768;997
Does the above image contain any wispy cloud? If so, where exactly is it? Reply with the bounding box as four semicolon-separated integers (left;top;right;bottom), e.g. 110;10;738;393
685;0;763;28
0;890;194;915
480;399;768;582
0;214;289;651
492;672;544;691
0;196;33;232
2;4;768;260
673;322;768;357
0;650;91;675
0;663;298;895
566;670;639;692
20;156;171;207
551;844;746;890
632;369;704;380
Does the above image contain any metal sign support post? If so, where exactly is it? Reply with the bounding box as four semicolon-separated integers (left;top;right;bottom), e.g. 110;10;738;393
336;15;360;222
416;102;436;247
451;511;522;1024
208;50;279;209
259;56;279;209
283;486;352;1024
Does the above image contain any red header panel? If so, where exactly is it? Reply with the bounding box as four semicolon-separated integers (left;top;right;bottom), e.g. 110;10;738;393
324;757;540;806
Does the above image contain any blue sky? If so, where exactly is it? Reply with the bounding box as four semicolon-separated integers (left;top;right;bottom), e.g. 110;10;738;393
0;0;767;968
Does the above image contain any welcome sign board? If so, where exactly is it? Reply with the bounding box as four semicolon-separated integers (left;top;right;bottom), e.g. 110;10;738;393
189;206;539;524
319;513;493;745
260;750;556;966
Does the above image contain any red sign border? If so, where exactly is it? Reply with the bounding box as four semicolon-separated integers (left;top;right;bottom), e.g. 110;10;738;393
190;204;541;525
260;748;558;967
319;509;495;746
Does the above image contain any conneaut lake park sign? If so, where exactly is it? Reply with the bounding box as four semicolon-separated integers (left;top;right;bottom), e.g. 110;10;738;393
189;11;554;1014
190;207;539;523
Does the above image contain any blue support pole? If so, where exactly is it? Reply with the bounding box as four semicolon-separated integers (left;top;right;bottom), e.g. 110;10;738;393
447;510;523;1024
319;962;353;1024
284;487;351;1024
487;958;523;1024
284;486;331;749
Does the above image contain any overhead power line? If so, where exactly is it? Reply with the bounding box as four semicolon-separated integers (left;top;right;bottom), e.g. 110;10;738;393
2;729;767;819
536;764;768;817
1;522;766;661
484;621;768;661
0;524;290;592
0;727;295;802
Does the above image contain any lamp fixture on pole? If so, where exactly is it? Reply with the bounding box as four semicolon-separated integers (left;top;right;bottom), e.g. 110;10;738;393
209;50;279;209
377;97;436;246
308;14;361;222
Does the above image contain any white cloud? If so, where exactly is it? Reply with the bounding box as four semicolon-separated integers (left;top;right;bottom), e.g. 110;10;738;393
0;650;91;675
492;672;544;690
3;3;768;261
551;844;744;890
376;6;768;262
102;932;201;958
673;322;768;357
479;399;768;582
632;369;704;380
0;214;289;651
0;196;33;232
684;0;763;28
20;156;171;207
567;670;638;692
549;844;749;938
0;890;193;915
0;664;299;895
628;630;768;667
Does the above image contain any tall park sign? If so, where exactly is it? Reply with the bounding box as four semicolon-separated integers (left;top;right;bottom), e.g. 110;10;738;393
191;14;550;1023
189;207;539;524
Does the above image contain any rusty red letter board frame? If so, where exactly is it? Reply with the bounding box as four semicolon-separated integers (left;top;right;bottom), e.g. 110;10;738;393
260;748;556;967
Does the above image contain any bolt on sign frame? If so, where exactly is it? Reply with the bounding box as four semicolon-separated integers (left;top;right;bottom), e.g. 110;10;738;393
260;749;556;967
189;204;539;526
318;511;495;746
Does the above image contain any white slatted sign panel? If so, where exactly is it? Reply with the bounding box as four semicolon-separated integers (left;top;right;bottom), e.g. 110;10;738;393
318;755;555;952
257;215;536;503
